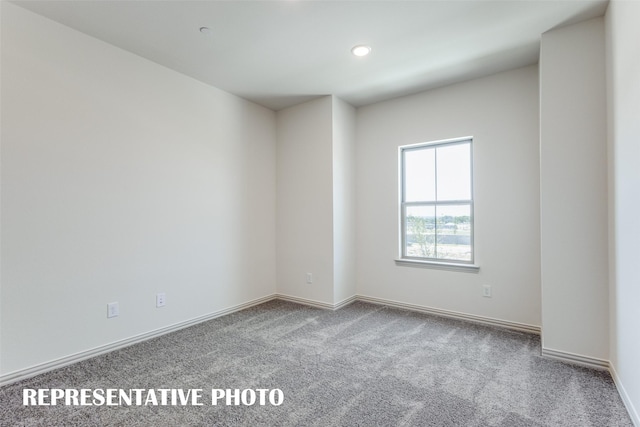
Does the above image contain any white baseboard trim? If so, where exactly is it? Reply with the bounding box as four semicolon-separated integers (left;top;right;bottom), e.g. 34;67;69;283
334;295;359;310
541;347;609;370
609;362;640;426
356;294;541;334
275;294;335;310
0;294;278;387
275;293;357;311
4;290;623;411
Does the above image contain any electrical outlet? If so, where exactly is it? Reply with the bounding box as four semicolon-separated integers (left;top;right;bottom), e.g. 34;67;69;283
107;302;119;318
482;285;492;298
306;273;313;284
156;293;166;308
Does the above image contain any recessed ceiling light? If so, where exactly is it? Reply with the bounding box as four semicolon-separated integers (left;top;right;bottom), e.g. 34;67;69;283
199;26;212;35
351;45;371;57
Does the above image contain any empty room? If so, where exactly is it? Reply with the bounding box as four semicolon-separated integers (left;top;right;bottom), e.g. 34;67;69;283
1;0;638;425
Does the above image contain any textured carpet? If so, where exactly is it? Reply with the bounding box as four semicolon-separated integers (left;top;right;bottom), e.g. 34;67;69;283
0;300;632;426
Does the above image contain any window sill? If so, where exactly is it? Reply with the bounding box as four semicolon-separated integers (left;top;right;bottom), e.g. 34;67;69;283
395;259;480;273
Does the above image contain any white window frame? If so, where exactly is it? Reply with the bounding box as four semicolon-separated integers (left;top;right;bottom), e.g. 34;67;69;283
396;136;479;272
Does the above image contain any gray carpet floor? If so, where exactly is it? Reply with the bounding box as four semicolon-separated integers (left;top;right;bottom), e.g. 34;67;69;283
0;300;633;426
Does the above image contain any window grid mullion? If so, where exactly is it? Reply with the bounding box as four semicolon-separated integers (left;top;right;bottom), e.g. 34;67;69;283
433;147;438;258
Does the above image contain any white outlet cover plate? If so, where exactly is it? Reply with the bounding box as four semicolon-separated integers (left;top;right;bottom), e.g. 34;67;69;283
107;302;119;318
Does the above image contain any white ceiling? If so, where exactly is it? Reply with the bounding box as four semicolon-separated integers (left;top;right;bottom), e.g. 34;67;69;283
12;0;608;111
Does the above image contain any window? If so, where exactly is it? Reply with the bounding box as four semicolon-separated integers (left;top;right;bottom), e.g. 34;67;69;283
399;137;474;266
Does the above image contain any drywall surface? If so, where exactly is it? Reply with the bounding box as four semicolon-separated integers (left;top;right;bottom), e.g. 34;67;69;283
355;66;541;326
539;17;609;361
606;0;640;423
1;3;276;375
332;97;357;304
276;97;334;304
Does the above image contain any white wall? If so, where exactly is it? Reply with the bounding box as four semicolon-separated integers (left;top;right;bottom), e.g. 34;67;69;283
276;97;335;304
0;3;277;376
355;66;541;327
539;18;609;362
606;0;640;423
332;97;357;304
